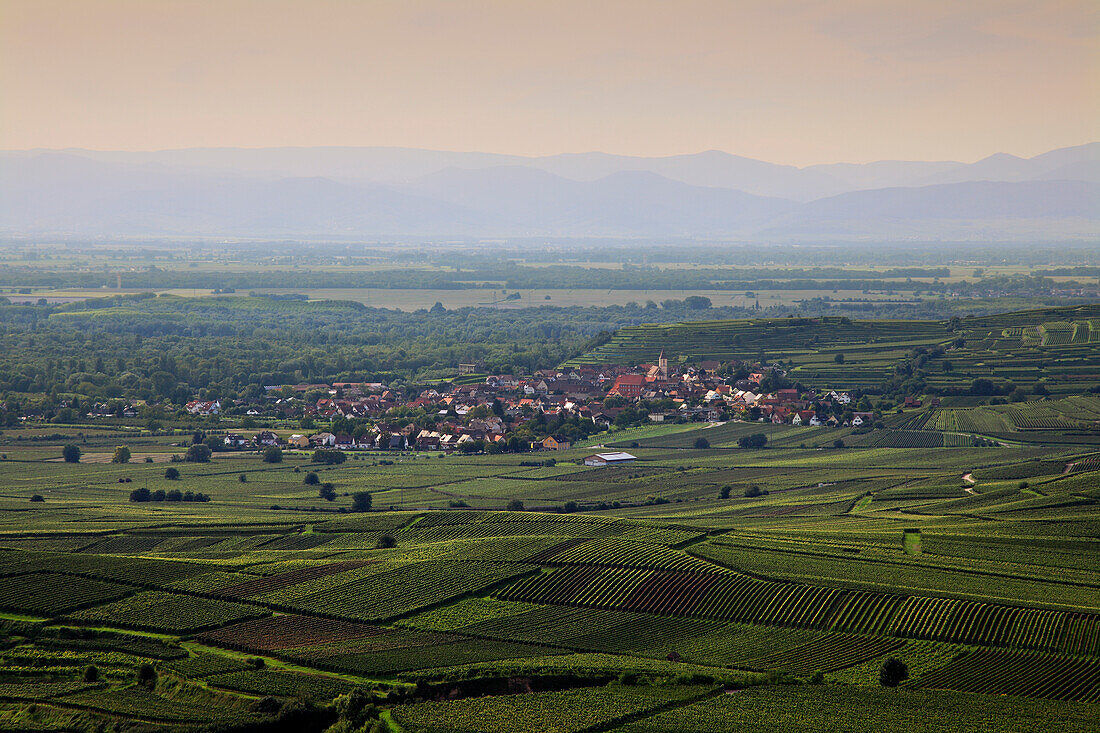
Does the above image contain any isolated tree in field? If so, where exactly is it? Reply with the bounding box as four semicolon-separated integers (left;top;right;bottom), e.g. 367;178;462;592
376;535;397;549
164;467;180;480
507;499;525;511
304;471;320;485
262;446;283;463
30;494;44;503
318;485;337;501
111;446;131;464
62;444;81;463
719;485;732;499
744;485;763;498
238;473;247;482
185;444;212;463
562;501;579;513
137;663;157;689
351;491;372;512
738;433;767;449
879;657;909;687
834;353;845;364
83;665;99;683
694;437;710;449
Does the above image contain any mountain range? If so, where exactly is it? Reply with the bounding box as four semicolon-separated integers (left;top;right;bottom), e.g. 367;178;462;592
1;143;1097;240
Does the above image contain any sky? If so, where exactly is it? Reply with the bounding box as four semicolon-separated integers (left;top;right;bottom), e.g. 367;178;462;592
1;0;1096;166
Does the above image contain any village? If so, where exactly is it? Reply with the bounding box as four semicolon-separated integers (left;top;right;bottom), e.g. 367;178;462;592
163;351;897;456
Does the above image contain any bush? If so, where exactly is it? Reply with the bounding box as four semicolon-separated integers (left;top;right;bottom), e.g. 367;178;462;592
262;446;283;463
562;501;579;513
743;485;763;498
238;473;247;482
351;491;372;512
185;444;212;463
376;535;397;549
111;446;131;464
166;489;183;501
30;494;44;503
129;487;152;502
83;665;99;683
718;485;732;499
448;499;470;508
879;657;909;687
507;499;525;511
304;471;320;485
318;485;337;501
62;444;81;463
693;437;710;449
164;467;180;480
1018;481;1029;490
833;439;845;449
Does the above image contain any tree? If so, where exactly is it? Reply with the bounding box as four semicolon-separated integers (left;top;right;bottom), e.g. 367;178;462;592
83;665;99;683
30;494;44;503
719;485;732;499
833;439;845;449
693;437;711;449
312;449;346;465
562;501;579;513
137;663;157;689
376;535;397;549
164;467;180;480
111;445;131;464
879;657;909;687
304;471;320;485
351;491;372;512
238;473;247;482
62;444;81;463
262;446;283;463
737;433;768;449
185;444;212;463
507;499;525;511
744;485;763;498
683;295;711;310
318;485;337;501
129;487;152;502
834;353;845;364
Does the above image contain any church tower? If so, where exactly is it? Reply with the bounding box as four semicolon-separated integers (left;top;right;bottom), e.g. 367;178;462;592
658;349;668;379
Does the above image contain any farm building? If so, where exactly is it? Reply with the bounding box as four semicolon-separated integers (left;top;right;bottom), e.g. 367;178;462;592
584;451;637;467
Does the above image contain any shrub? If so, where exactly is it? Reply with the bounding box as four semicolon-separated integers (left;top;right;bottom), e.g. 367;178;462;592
166;489;183;501
1018;481;1029;490
111;446;131;464
744;485;763;498
262;446;283;463
318;485;337;501
448;499;470;508
129;487;152;502
376;535;397;549
507;499;525;511
238;473;247;482
879;657;909;687
304;471;320;485
164;467;180;480
719;485;732;499
833;439;845;449
62;444;81;463
30;494;44;503
562;501;579;513
83;665;99;683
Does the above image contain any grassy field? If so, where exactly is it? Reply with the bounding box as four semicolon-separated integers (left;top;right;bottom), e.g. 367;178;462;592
0;411;1097;730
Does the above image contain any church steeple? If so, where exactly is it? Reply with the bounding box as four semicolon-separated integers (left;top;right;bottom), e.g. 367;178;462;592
658;349;668;379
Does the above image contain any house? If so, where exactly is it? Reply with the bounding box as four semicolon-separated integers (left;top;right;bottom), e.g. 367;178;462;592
584;451;637;467
310;432;336;447
185;400;220;416
904;397;922;408
540;435;571;451
254;431;281;447
287;434;311;448
851;415;865;427
223;433;249;448
609;374;647;399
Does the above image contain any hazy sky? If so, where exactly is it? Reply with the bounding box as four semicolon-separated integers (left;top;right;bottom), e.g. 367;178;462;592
1;0;1096;165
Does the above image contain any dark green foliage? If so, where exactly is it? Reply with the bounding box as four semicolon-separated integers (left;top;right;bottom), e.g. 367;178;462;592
313;449;346;465
738;433;768;449
62;444;81;463
351;491;372;512
879;657;909;687
186;444;212;463
693;437;710;449
304;471;320;485
165;466;180;480
507;499;525;511
262;446;283;463
136;663;157;689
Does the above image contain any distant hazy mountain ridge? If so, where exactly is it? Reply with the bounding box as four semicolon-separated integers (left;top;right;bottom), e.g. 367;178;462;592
2;143;1096;240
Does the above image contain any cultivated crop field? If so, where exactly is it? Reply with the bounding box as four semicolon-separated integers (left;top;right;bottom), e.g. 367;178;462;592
0;377;1098;729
